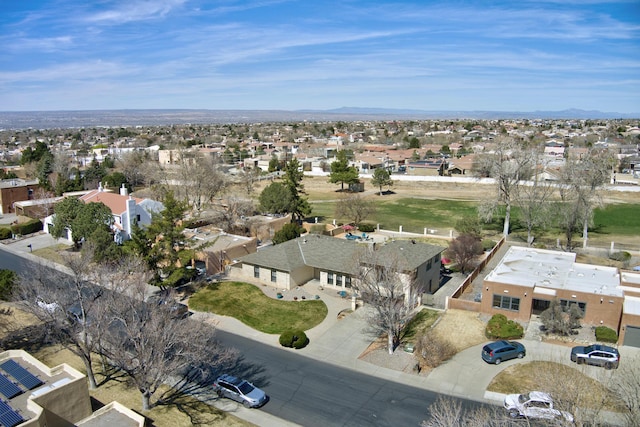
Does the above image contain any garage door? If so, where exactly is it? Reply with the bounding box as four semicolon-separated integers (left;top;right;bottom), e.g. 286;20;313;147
623;325;640;348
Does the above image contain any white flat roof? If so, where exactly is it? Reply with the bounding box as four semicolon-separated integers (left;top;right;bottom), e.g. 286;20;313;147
621;271;640;286
624;296;640;316
485;246;622;297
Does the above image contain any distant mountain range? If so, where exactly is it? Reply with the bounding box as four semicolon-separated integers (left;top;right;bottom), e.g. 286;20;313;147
0;108;637;129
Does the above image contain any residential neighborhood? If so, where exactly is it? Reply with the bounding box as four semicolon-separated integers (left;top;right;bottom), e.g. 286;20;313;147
0;116;639;427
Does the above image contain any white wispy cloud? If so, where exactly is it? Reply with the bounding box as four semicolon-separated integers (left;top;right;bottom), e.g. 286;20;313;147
84;0;187;23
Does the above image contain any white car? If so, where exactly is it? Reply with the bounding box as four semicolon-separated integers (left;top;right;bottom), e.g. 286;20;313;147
503;391;574;422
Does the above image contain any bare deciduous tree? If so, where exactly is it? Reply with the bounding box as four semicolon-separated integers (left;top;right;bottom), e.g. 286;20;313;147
99;283;234;410
558;149;614;248
117;150;149;188
16;253;104;389
353;247;418;354
474;139;535;236
175;151;227;213
445;234;483;274
334;193;376;226
215;195;255;234
238;167;261;196
422;396;511;427
514;163;555;246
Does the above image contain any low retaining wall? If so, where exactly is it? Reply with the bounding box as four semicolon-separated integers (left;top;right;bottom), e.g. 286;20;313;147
447;298;481;312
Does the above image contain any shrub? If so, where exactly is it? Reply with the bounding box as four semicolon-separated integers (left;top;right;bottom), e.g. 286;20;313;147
485;314;524;339
539;299;582;336
292;330;309;349
481;239;496;252
415;329;457;368
595;326;618;343
609;251;631;262
279;330;295;347
273;223;304;244
357;222;375;233
279;330;309;349
0;228;12;240
10;219;43;236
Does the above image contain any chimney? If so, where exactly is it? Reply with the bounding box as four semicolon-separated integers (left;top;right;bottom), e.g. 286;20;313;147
120;183;128;196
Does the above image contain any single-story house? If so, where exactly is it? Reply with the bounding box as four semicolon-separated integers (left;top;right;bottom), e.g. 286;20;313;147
230;235;444;306
480;246;640;347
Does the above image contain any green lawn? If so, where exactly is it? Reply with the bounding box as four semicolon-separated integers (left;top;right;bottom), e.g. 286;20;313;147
310;198;480;234
188;281;328;334
326;196;640;242
592;203;640;236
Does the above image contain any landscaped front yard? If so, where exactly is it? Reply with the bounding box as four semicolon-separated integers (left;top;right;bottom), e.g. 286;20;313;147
188;281;328;334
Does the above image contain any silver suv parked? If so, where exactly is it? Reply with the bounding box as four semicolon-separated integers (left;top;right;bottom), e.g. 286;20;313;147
213;374;268;408
570;344;619;369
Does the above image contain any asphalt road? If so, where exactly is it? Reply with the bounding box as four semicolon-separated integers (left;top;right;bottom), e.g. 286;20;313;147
216;329;453;426
1;248;484;427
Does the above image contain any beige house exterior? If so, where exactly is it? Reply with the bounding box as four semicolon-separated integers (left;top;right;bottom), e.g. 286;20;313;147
230;235;443;305
0;349;144;427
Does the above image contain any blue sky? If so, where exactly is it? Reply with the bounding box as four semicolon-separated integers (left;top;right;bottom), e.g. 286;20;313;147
1;0;639;113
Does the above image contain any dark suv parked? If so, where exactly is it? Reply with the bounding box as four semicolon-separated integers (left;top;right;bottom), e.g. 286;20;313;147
482;340;526;365
570;344;619;369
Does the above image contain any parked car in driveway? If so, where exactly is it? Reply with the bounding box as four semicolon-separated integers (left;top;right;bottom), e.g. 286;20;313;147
481;340;526;365
147;293;189;319
213;374;268;408
504;391;574;422
570;344;619;369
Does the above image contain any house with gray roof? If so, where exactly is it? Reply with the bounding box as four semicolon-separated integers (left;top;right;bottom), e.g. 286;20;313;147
230;235;444;304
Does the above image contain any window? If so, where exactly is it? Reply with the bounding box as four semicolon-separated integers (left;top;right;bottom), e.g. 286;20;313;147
426;259;432;270
337;275;343;286
492;294;520;311
345;276;351;287
327;272;333;285
270;269;277;282
136;214;141;222
560;299;586;314
253;265;260;278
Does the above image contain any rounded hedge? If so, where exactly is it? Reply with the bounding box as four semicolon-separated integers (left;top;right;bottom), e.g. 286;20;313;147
279;329;309;349
485;314;524;339
0;228;12;240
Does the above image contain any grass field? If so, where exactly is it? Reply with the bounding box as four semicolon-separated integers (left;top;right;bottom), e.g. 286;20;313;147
188;281;328;334
310;198;481;233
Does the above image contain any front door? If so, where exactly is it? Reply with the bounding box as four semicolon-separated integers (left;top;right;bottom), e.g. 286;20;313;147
532;299;550;315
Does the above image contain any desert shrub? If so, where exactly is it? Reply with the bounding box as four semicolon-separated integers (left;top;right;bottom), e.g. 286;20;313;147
357;222;375;233
279;330;295;347
609;251;631;262
485;314;524;339
540;299;582;336
10;219;43;236
279;330;309;349
481;239;496;252
415;329;457;368
595;326;618;343
0;227;12;240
